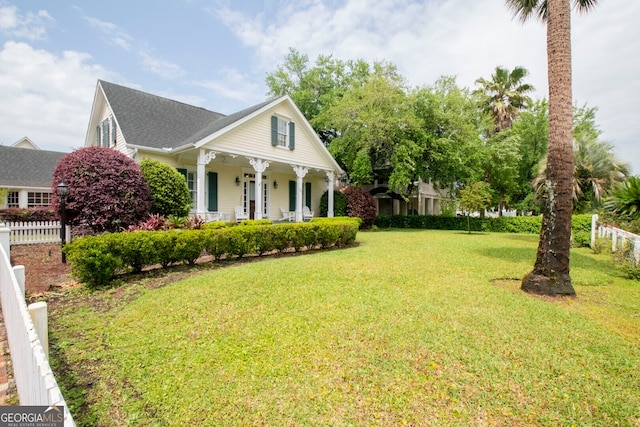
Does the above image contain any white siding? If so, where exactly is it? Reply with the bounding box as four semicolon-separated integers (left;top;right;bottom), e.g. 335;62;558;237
209;104;331;170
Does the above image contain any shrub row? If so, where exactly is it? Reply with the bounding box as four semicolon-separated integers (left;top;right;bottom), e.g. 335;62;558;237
64;217;360;288
0;207;57;222
375;214;593;245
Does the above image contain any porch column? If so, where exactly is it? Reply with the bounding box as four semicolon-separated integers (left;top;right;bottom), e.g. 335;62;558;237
326;171;335;217
393;199;400;215
249;158;269;220
427;198;434;215
196;149;216;216
418;191;425;215
293;166;308;222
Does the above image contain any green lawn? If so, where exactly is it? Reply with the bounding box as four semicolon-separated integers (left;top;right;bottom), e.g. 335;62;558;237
49;230;640;426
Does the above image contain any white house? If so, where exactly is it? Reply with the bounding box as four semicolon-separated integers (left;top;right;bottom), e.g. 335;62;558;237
85;80;343;222
0;139;66;209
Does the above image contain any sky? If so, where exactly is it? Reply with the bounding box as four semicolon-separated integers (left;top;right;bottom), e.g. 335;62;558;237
0;0;638;173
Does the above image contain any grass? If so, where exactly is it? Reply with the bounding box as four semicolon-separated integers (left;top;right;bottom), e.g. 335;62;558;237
48;230;640;426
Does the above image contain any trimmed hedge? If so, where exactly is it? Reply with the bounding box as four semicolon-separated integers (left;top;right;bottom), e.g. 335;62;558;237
0;207;57;222
64;217;360;288
375;214;592;244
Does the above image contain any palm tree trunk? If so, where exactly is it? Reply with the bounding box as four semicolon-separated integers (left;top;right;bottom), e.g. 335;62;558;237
521;0;576;296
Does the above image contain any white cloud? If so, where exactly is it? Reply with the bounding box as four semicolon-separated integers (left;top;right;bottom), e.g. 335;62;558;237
84;16;185;79
140;52;185;79
0;5;53;41
194;67;263;105
0;41;118;152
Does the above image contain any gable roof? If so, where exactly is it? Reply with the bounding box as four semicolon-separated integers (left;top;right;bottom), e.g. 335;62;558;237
99;80;225;150
95;81;342;173
0;146;65;188
183;98;276;147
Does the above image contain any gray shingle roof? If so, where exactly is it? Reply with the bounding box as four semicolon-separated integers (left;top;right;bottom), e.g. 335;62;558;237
0;146;66;188
184;98;277;145
99;81;280;150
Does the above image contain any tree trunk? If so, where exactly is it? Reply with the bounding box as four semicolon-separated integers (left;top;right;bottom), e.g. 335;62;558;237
521;0;576;296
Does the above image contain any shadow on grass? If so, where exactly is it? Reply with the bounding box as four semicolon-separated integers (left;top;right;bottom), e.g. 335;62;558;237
477;244;623;285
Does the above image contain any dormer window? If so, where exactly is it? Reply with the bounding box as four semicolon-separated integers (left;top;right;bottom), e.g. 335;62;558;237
97;116;117;148
271;115;295;150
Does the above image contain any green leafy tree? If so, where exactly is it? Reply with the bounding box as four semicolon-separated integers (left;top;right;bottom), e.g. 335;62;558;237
412;77;489;190
266;48;373;145
484;129;523;215
316;65;425;193
507;0;600;296
458;182;492;234
510;99;549;212
139;159;191;217
474;66;535;133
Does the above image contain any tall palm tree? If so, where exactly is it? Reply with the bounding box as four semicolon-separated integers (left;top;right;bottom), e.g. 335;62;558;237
533;135;629;212
474;66;534;133
506;0;600;296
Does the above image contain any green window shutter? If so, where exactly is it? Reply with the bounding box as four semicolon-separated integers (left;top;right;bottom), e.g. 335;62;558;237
289;180;296;211
96;125;100;146
289;122;295;150
177;168;187;181
111;117;117;146
208;172;218;211
305;182;311;208
271;116;278;146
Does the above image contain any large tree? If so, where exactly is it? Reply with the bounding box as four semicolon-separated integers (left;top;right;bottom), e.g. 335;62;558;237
266;48;378;146
315;65;425;193
413;77;489;190
534;104;629;212
506;0;600;296
474;66;534;133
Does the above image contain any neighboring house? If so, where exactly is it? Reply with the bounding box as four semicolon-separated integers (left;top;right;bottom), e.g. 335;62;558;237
0;140;66;209
363;179;449;216
85;80;343;222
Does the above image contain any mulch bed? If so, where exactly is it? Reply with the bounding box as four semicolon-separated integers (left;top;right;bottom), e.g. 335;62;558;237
9;243;73;295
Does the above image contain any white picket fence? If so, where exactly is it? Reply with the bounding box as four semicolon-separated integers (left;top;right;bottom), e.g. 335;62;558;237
0;227;75;426
591;214;640;264
6;221;69;245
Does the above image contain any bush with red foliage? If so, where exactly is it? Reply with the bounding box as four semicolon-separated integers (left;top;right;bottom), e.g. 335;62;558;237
52;147;151;233
341;186;377;229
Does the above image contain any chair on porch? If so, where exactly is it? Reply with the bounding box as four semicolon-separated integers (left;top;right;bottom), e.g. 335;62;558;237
279;207;295;222
303;206;314;221
235;206;249;223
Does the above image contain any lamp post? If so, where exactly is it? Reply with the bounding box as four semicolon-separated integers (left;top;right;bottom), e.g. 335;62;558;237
56;181;69;264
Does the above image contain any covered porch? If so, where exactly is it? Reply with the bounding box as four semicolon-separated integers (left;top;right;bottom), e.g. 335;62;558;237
179;148;337;222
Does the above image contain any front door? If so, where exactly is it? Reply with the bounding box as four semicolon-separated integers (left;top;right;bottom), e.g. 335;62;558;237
243;174;268;219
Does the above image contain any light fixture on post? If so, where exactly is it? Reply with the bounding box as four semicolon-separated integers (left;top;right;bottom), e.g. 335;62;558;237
273;180;278;189
56;181;69;264
235;176;240;186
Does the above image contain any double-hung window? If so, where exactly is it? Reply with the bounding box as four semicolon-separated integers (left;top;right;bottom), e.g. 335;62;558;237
277;117;288;147
271;115;295;150
96;116;117;148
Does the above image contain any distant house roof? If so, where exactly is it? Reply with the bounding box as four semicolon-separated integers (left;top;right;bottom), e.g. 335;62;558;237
0;145;65;189
12;137;40;150
99;80;280;150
